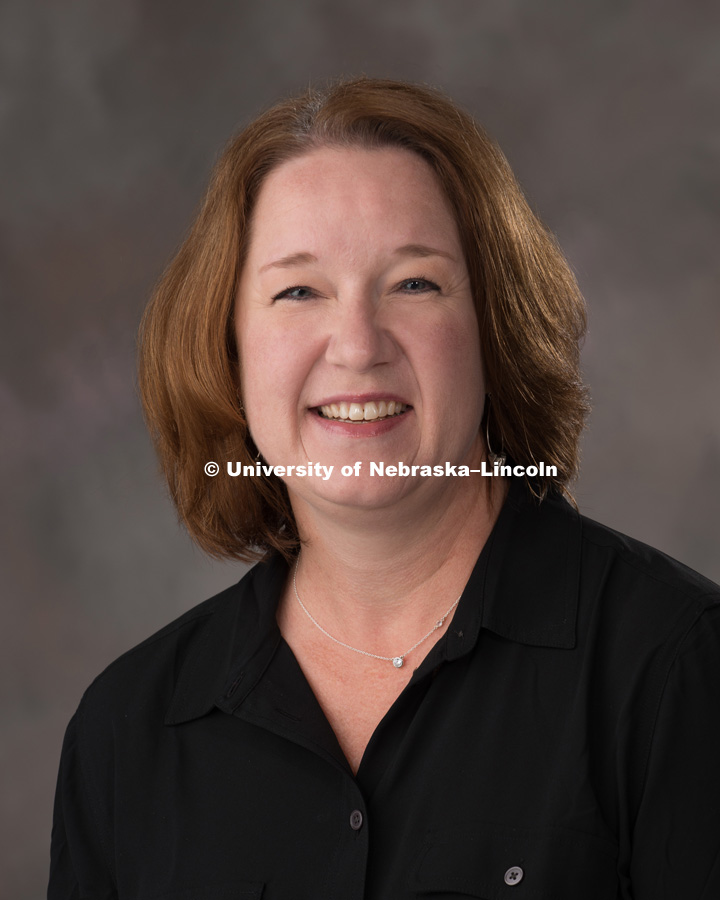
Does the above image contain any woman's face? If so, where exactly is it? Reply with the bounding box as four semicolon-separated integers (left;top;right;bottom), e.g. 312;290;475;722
235;145;485;517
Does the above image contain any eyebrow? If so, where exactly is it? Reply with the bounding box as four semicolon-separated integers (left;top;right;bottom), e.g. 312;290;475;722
259;252;319;273
258;244;456;274
393;243;456;263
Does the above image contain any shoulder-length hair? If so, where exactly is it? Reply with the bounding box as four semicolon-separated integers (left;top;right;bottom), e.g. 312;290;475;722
138;77;590;562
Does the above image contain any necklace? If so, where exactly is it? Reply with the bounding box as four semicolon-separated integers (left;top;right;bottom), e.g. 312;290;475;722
292;558;462;669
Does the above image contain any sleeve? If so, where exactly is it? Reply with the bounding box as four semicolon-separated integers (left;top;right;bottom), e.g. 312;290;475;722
630;603;720;899
48;707;117;900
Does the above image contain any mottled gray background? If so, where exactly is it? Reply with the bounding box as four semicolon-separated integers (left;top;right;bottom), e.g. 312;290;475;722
2;1;718;896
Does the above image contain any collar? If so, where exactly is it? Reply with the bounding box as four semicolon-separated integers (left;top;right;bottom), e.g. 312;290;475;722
165;477;581;726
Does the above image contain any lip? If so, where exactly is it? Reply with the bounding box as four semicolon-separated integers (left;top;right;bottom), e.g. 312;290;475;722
308;405;411;438
309;391;410;407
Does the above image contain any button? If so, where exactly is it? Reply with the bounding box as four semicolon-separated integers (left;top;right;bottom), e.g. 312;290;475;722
349;809;363;830
504;866;524;885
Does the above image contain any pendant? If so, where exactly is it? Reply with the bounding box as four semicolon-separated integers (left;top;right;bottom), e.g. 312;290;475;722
392;656;404;668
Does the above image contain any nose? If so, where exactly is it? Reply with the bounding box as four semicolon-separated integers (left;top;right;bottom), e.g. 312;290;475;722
324;293;395;373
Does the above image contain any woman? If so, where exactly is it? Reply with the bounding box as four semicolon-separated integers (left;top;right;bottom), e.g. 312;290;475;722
50;78;720;899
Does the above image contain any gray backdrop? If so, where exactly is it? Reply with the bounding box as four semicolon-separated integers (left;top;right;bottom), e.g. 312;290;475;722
2;2;719;897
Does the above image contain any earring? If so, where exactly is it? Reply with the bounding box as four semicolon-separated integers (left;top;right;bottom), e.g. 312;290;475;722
485;394;506;467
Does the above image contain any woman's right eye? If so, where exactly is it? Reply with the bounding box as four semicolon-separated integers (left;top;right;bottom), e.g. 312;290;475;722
272;285;316;301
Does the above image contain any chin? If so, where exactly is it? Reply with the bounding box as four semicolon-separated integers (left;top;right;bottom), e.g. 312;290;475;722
297;477;417;515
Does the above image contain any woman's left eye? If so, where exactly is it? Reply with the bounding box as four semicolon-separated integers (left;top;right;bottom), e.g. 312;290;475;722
397;278;440;293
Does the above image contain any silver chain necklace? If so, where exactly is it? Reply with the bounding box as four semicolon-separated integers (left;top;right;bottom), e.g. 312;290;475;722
292;558;462;669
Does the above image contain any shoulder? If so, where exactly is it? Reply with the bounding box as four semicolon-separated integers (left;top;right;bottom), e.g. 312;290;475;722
576;508;720;625
75;562;265;727
491;484;719;654
565;504;720;737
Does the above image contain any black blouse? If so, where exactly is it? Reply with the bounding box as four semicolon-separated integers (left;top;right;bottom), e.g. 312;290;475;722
49;480;720;899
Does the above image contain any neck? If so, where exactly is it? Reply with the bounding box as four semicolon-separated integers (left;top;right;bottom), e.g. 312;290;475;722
286;474;507;647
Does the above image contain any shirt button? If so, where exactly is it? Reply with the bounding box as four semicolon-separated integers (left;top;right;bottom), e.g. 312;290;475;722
349;809;363;830
504;866;524;885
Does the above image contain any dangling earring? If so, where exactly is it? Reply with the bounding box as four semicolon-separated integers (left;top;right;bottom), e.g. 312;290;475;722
485;394;506;467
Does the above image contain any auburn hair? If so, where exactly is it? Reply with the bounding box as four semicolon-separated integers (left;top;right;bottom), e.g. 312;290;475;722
138;77;590;562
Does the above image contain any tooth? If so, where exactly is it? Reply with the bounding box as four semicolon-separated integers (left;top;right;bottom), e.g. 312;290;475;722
364;402;379;421
324;399;408;421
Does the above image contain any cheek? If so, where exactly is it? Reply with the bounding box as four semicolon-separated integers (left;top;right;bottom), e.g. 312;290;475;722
240;329;280;396
237;325;292;459
237;315;315;418
450;308;483;383
415;315;485;448
412;312;483;389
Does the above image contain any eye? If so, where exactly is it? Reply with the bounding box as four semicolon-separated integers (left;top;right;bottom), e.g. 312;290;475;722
272;285;317;301
397;277;440;294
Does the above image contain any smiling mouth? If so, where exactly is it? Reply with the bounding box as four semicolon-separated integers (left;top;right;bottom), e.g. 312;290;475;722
317;400;410;423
